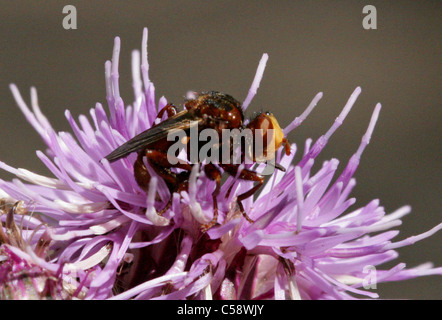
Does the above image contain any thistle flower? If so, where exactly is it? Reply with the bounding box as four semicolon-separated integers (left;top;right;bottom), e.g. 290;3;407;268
0;28;440;300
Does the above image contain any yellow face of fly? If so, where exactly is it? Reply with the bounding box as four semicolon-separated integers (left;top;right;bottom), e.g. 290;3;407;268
267;113;285;150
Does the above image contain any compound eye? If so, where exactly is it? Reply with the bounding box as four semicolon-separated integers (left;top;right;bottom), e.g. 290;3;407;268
246;113;285;162
254;113;284;146
248;113;271;131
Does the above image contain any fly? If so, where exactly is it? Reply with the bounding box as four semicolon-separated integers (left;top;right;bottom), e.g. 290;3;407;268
104;91;290;230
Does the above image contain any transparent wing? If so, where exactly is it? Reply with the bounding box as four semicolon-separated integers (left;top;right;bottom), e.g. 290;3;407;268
104;110;202;162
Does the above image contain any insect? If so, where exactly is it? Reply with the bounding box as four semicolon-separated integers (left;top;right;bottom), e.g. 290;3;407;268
104;91;290;230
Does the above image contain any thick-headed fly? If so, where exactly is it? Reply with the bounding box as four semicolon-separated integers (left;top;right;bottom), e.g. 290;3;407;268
104;91;290;230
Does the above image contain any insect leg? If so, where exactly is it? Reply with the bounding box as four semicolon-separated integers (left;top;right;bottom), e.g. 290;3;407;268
134;151;152;192
143;149;193;215
155;103;177;123
220;164;264;223
134;150;173;211
201;163;222;231
236;176;263;223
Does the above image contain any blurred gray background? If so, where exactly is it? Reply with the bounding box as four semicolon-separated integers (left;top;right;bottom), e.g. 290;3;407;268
0;1;440;299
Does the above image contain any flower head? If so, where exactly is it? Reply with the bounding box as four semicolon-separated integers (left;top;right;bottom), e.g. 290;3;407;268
0;28;440;299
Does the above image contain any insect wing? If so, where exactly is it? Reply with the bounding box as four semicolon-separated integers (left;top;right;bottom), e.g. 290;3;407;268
104;110;201;162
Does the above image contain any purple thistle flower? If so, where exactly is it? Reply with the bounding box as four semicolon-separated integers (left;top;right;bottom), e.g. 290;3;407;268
0;28;441;300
